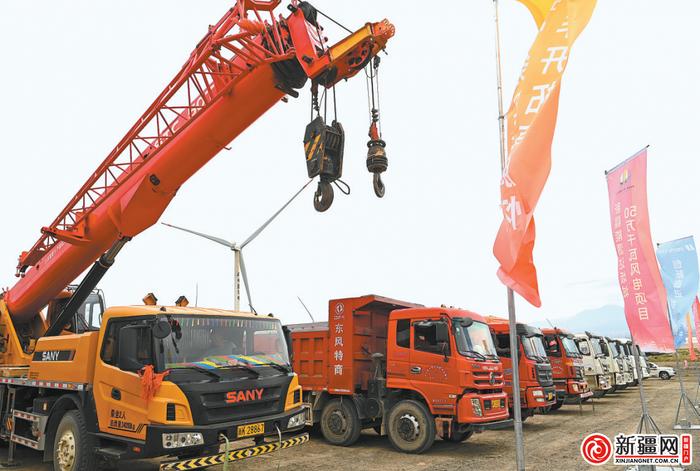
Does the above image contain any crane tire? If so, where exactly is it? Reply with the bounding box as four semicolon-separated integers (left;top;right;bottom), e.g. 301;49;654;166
53;410;96;471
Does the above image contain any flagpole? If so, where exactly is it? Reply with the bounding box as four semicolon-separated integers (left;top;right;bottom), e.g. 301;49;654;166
493;1;525;470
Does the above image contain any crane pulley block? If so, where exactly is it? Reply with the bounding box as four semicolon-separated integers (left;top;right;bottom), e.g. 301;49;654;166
303;116;344;182
303;116;344;212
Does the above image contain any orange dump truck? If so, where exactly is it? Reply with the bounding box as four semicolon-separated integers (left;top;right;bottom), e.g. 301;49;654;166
287;295;511;454
542;327;593;409
485;317;557;418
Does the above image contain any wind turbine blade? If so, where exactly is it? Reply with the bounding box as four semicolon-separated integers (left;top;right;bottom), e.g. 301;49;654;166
239;252;254;313
297;296;315;323
241;179;313;249
161;222;234;249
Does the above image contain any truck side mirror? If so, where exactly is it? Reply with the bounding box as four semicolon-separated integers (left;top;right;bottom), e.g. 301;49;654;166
282;326;293;360
435;322;449;344
118;325;150;372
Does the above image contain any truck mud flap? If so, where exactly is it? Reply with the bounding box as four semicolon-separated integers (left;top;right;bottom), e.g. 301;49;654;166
159;433;309;471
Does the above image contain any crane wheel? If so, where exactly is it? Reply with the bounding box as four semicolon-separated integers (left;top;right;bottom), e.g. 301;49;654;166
320;398;361;446
53;410;96;471
386;400;435;454
314;181;334;212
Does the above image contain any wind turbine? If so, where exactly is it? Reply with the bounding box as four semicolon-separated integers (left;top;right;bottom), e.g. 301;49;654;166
162;180;312;312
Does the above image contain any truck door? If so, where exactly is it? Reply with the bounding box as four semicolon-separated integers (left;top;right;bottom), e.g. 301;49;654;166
408;319;457;414
92;318;152;440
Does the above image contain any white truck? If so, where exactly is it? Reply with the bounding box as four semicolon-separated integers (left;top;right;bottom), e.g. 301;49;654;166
575;333;612;397
610;338;634;388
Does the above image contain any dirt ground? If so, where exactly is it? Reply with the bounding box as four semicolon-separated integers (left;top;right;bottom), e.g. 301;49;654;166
10;372;700;471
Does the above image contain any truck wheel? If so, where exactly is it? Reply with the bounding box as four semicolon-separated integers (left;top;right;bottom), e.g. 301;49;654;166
550;400;564;411
320;398;361;446
448;430;473;443
53;410;96;471
660;371;670;380
386;400;435;454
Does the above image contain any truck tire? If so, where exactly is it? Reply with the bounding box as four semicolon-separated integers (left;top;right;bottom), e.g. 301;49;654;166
448;430;473;443
386;400;435;454
320;398;361;446
550;400;564;411
53;410;96;471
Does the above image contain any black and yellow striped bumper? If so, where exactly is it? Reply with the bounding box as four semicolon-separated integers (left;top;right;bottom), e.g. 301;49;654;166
158;433;309;471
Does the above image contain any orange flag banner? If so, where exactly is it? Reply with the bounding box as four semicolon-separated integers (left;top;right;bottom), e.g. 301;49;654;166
517;0;555;27
493;0;596;307
687;312;697;361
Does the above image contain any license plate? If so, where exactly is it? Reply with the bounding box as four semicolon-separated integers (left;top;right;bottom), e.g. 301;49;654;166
237;422;265;438
581;390;594;398
547;392;554;401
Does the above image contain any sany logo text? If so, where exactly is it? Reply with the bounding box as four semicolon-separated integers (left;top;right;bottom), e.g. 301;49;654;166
225;389;264;404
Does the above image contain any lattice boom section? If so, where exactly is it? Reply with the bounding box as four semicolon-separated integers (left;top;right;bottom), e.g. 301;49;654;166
18;1;295;274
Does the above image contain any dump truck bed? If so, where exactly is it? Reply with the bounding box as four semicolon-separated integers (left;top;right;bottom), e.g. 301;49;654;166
287;295;420;394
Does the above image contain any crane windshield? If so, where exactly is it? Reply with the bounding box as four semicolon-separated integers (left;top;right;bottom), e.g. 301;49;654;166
158;315;289;370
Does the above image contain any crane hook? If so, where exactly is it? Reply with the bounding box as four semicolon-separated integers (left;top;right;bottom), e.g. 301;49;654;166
313;180;334;212
366;123;388;198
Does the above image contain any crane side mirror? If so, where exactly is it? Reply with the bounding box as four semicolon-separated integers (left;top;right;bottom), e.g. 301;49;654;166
118;325;151;372
152;319;172;339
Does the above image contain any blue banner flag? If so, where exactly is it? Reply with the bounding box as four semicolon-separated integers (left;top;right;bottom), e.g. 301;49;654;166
656;236;700;349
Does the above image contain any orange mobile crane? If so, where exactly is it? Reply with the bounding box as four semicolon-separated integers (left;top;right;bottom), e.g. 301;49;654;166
0;2;393;470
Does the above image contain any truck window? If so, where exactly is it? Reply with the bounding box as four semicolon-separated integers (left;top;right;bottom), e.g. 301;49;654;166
495;334;510;358
544;335;561;357
413;323;450;356
396;319;410;348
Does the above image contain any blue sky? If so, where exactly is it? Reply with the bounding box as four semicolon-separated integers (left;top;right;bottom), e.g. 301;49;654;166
0;1;698;326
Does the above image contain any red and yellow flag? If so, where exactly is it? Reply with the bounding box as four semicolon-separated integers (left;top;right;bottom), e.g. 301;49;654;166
493;0;596;307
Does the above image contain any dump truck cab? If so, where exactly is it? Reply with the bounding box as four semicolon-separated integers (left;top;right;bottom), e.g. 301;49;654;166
0;300;309;470
636;346;651;379
542;327;592;409
289;295;511;454
574;333;612;397
610;338;634;387
594;335;621;391
485;318;556;418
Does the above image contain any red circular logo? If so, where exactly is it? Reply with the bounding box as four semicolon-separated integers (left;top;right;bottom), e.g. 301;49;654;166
581;433;612;465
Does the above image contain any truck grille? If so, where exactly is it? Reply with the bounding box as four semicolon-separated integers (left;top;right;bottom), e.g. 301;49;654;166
473;370;504;387
535;364;554;387
177;374;292;426
574;366;585;380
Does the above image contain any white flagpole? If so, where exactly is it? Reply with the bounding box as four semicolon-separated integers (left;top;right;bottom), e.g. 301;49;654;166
493;1;525;470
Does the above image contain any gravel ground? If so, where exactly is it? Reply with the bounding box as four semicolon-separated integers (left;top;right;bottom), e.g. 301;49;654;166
11;372;700;471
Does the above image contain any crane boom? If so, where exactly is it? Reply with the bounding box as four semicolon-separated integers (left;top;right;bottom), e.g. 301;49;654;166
5;0;394;323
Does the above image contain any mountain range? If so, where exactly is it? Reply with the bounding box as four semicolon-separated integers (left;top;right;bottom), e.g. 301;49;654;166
535;305;631;338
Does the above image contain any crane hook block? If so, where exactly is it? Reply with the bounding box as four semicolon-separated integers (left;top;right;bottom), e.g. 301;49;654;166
303;116;345;211
366;138;388;198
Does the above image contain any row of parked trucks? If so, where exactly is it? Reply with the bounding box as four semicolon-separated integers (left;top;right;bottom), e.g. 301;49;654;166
286;295;653;454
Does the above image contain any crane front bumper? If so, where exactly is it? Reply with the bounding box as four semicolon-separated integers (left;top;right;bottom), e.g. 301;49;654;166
159;432;309;471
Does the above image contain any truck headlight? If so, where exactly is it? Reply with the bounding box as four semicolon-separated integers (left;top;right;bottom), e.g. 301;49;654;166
287;411;306;429
471;399;483;417
162;432;204;449
532;390;544;397
572;383;579;392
